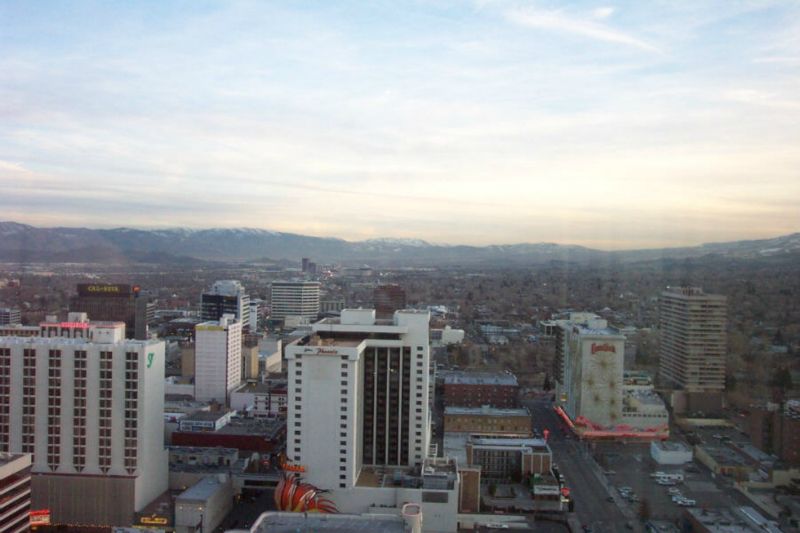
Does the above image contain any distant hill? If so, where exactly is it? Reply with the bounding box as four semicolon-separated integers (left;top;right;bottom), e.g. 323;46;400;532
0;221;798;266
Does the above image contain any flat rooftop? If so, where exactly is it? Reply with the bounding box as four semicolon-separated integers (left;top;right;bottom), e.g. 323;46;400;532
234;382;273;394
247;512;408;533
177;477;227;502
652;440;691;452
0;335;161;347
444;406;530;417
468;435;549;450
441;370;518;386
182;411;230;422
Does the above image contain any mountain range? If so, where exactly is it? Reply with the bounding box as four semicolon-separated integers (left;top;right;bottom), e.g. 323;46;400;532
1;221;799;266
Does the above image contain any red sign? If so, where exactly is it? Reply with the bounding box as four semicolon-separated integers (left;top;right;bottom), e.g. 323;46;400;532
30;509;51;526
590;342;616;354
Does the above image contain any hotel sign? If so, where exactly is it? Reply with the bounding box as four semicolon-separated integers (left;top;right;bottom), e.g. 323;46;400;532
77;284;134;297
590;342;617;355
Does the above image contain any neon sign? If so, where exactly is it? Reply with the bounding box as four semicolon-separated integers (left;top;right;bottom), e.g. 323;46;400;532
30;510;51;526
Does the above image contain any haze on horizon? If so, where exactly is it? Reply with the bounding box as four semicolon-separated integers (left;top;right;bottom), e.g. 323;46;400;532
1;1;799;250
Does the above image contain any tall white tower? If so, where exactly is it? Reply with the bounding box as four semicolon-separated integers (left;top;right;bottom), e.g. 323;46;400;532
285;309;431;491
194;315;242;404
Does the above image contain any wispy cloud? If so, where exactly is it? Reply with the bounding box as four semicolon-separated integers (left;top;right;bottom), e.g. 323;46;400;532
504;6;661;54
592;6;615;20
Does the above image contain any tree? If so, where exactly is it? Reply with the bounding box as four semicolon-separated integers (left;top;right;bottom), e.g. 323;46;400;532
771;367;793;391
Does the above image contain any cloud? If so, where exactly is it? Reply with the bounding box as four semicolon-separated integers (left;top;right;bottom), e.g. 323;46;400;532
592;6;615;20
504;6;661;54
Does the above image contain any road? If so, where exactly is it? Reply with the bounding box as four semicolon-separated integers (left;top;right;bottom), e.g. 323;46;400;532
525;398;634;533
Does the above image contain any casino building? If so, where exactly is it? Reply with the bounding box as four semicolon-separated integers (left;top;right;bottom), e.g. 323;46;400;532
0;317;167;526
70;283;154;340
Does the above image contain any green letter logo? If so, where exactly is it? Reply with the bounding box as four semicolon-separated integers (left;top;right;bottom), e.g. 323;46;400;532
147;352;155;368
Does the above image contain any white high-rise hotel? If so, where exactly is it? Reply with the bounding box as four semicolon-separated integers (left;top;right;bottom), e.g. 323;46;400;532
194;315;242;404
0;319;167;526
285;309;431;491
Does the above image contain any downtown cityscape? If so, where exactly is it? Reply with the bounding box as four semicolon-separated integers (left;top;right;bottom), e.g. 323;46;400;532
2;1;800;533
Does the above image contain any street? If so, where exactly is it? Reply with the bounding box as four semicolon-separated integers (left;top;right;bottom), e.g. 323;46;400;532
525;398;633;533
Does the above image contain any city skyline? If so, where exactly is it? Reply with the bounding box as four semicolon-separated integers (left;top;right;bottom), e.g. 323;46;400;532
1;1;799;249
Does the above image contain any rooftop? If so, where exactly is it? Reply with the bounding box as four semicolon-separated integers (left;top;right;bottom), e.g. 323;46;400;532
652;440;691;452
0;335;161;347
467;435;549;450
177;477;228;503
244;512;408;533
216;417;285;438
441;370;518;386
182;411;231;422
234;382;273;394
444;406;530;417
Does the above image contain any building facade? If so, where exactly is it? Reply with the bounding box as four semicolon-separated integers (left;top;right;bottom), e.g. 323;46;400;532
373;284;407;318
270;281;320;321
0;323;167;526
285;309;431;491
443;406;532;435
563;321;626;428
0;308;21;326
201;280;250;333
659;287;727;392
70;283;154;340
194;315;242;404
441;371;519;408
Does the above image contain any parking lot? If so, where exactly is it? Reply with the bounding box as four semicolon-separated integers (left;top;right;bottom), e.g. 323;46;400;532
592;441;748;521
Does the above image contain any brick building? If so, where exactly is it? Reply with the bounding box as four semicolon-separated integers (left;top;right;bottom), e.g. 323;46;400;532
443;406;531;435
441;370;519;408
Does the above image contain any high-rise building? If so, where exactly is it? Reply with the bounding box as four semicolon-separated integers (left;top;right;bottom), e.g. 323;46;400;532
194;315;242;404
563;321;625;427
0;321;167;526
0;308;21;326
659;287;727;393
0;452;32;533
270;281;320;321
70;284;154;340
285;309;431;491
201;280;250;332
248;299;262;332
373;284;407;318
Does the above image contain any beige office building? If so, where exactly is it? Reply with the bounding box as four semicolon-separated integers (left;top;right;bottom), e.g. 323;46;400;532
659;287;727;392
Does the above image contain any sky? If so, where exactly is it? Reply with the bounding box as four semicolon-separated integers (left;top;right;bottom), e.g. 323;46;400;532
1;1;799;249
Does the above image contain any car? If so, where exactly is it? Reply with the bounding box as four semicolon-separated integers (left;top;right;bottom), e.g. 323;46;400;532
484;524;510;530
607;496;615;502
667;488;681;495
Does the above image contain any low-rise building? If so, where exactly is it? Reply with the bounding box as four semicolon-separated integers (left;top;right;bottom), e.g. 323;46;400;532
441;371;519;408
650;441;693;465
230;510;415;533
171;417;285;454
178;411;235;432
465;434;552;481
230;381;286;418
444;406;531;435
175;476;234;533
